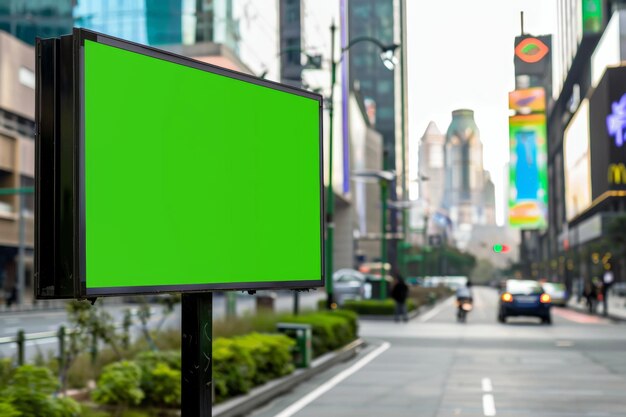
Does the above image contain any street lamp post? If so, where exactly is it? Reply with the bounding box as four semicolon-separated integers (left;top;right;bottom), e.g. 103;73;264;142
325;22;399;308
352;170;396;300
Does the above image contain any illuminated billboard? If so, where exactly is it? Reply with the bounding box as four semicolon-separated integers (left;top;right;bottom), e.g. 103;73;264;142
589;65;626;197
508;114;548;229
564;100;592;221
35;29;324;298
509;88;546;113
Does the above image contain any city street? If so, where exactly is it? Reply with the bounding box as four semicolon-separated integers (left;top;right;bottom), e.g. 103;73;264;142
248;287;626;417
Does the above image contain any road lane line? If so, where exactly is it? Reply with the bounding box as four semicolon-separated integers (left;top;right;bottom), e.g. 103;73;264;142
272;341;391;417
481;378;492;392
482;394;496;416
417;297;453;323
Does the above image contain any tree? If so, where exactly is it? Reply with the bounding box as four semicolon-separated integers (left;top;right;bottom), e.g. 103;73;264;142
471;259;497;285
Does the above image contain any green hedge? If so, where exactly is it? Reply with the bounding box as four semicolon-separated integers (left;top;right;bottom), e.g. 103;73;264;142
342;299;417;315
213;333;294;403
283;310;358;357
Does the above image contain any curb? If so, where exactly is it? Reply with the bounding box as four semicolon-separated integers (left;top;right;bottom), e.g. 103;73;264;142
213;338;365;417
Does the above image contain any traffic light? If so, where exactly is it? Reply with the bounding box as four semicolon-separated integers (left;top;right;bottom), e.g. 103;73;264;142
493;244;510;253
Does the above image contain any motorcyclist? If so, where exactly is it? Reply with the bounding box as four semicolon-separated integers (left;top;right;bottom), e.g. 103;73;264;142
455;280;473;321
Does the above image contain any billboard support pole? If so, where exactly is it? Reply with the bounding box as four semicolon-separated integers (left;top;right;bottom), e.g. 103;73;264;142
181;292;213;417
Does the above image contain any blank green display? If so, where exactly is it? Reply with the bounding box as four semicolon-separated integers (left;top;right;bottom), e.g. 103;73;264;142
83;40;322;290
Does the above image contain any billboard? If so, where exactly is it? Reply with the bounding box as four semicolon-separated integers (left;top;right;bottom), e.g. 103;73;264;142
508;114;548;229
583;0;604;34
589;65;626;197
509;87;546;114
564;100;592;221
35;29;324;297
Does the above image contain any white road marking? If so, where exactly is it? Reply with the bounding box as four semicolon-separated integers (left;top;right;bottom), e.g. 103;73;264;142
417;297;453;323
482;378;493;392
483;394;496;416
272;342;391;417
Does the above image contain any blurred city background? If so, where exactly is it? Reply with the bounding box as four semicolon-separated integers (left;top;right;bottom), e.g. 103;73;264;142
0;0;625;416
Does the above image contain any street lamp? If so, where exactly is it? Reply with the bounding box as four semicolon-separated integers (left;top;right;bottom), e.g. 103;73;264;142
352;169;396;300
325;22;399;308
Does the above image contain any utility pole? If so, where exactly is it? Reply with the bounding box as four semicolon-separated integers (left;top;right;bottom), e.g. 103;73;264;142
325;21;337;309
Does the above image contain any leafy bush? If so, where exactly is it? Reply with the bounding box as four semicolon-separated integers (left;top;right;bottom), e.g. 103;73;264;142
1;364;80;417
134;350;181;407
284;312;358;356
213;338;256;402
0;358;14;391
147;363;181;408
92;361;144;408
0;401;20;417
342;299;417;315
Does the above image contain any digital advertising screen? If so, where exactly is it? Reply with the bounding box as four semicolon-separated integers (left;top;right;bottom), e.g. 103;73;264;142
36;29;324;297
508;114;548;229
564;100;592;221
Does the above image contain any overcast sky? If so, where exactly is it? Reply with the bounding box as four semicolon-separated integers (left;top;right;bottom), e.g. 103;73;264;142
406;0;557;225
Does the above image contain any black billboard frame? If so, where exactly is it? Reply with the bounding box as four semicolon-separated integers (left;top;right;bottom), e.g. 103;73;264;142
36;28;325;300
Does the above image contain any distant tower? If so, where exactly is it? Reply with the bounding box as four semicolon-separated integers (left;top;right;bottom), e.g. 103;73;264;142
444;109;487;247
418;122;446;211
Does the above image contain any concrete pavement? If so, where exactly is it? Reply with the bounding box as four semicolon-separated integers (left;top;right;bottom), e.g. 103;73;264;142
248;287;626;417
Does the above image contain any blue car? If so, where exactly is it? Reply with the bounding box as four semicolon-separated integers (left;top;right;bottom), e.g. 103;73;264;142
498;279;552;324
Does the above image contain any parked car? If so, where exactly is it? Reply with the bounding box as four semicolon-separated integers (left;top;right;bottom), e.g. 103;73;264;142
541;282;568;307
498;279;552;324
333;269;367;306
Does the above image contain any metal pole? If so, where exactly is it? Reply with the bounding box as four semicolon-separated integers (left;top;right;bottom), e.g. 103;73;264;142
17;330;25;365
325;22;336;309
293;291;300;315
399;0;408;276
181;292;213;416
380;180;388;299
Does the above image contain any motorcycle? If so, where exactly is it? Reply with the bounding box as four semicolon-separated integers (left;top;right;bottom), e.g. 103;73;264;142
456;298;473;322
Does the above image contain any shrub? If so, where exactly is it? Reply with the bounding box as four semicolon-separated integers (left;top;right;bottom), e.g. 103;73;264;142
212;338;256;402
0;358;14;391
148;363;181;408
0;401;20;417
92;361;144;408
342;299;417;315
1;364;80;417
66;353;95;389
284;312;357;356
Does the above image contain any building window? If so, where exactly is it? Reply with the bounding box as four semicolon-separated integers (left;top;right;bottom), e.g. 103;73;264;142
285;37;301;65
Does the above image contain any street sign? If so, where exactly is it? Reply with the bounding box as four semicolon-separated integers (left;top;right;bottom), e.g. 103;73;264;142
35;29;324;298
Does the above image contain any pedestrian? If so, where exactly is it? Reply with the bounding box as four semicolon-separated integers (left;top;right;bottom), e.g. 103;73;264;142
391;271;409;323
602;265;614;317
584;281;597;314
5;286;17;308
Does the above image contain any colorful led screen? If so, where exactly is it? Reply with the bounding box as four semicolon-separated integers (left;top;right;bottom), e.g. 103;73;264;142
508;114;548;229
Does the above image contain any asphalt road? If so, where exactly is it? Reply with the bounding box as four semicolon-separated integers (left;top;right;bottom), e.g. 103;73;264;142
0;289;324;361
248;286;626;417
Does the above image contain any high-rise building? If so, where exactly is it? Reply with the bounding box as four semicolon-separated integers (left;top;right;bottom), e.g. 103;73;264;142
278;0;303;87
347;0;395;170
418;122;445;213
74;0;239;51
442;109;495;249
0;31;35;302
0;0;74;45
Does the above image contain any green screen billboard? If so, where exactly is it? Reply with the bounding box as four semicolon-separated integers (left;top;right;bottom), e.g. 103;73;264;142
35;29;324;297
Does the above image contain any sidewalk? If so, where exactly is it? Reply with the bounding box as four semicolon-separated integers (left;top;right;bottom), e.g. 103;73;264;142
566;293;626;321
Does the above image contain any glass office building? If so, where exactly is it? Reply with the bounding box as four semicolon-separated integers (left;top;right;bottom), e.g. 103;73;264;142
0;0;74;45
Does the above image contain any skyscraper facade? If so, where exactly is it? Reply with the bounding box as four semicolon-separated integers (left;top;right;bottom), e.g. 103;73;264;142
0;0;74;45
74;0;239;50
